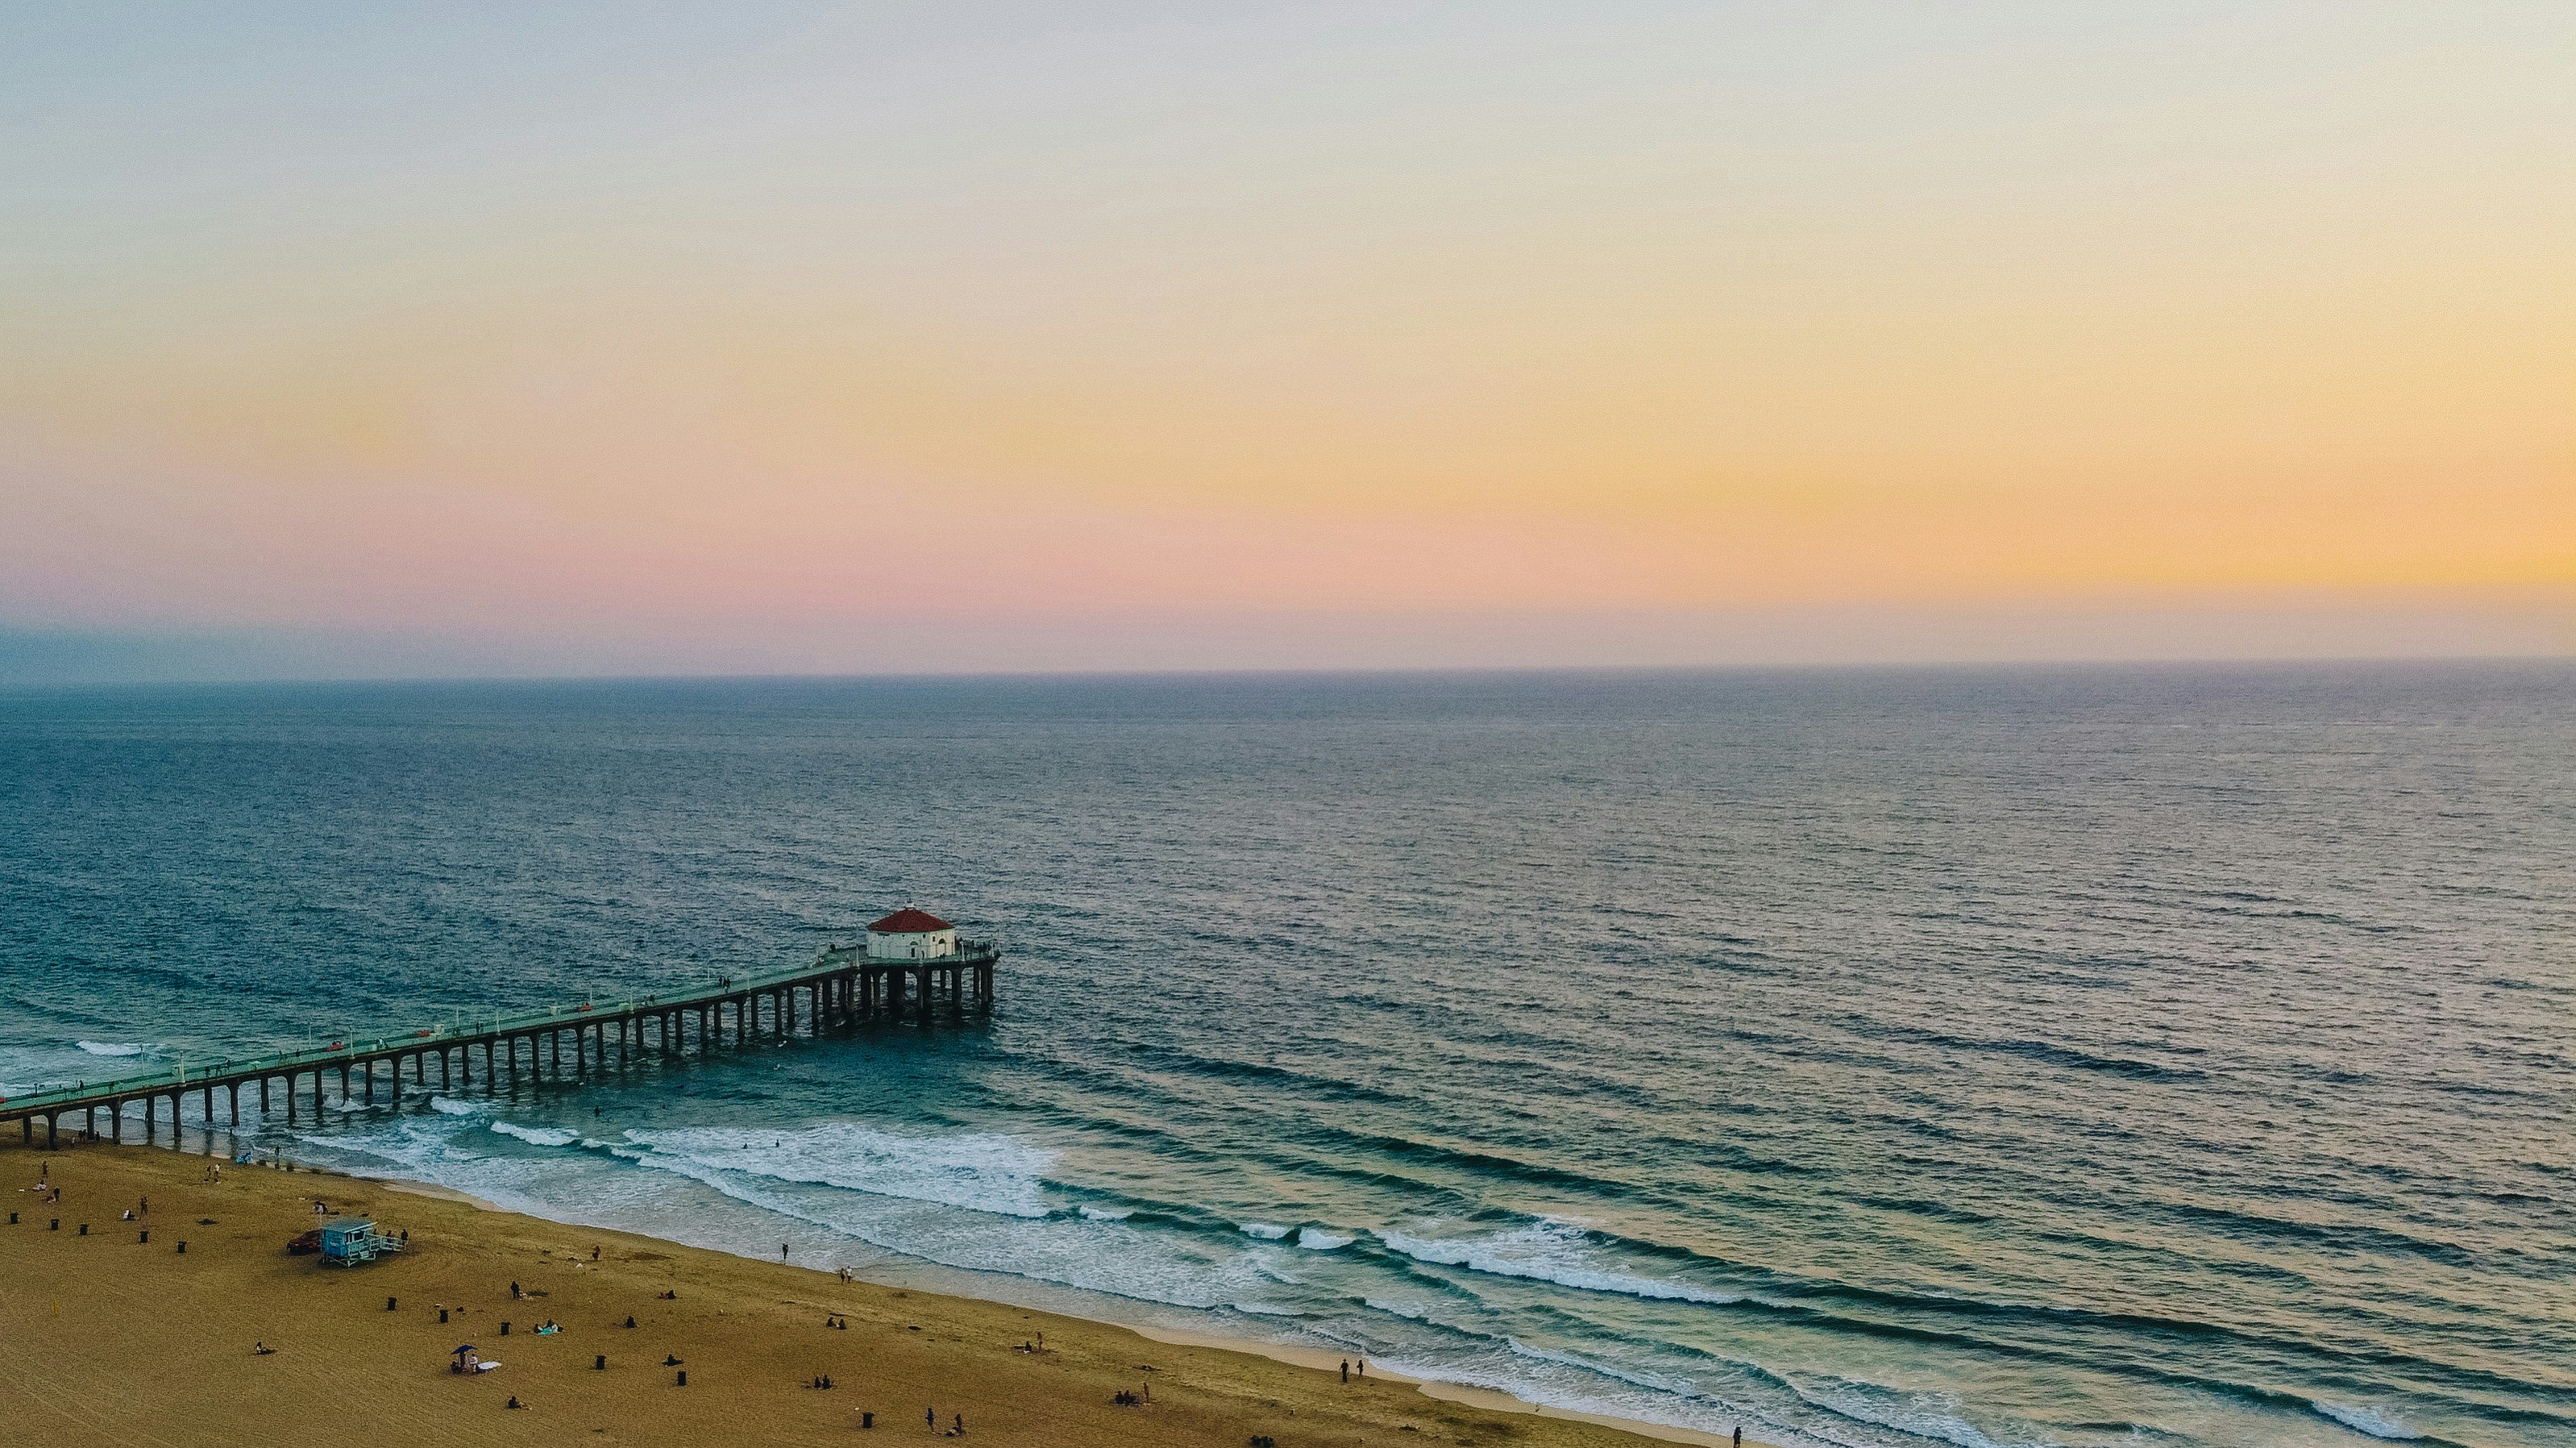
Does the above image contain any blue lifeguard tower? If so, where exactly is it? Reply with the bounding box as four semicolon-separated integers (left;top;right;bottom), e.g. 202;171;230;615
318;1217;404;1266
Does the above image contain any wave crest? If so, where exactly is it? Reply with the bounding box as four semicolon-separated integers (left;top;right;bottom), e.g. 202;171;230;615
489;1121;580;1147
1377;1220;1736;1304
2312;1401;2424;1440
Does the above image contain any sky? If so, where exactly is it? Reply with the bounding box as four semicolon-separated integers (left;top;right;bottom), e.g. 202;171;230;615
2;2;2570;682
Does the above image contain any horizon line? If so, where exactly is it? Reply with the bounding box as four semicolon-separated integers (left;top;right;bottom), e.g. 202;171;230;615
8;651;2574;697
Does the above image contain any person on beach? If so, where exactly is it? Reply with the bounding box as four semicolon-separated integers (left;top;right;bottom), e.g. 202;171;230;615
926;1407;935;1428
252;1342;275;1355
954;1413;966;1434
511;1281;524;1300
1340;1360;1348;1383
1732;1429;1741;1448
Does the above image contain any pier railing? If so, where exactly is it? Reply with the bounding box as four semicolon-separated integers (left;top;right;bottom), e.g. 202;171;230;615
0;941;1000;1121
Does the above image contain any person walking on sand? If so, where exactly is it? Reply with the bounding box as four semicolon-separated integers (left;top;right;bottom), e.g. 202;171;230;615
1732;1429;1741;1448
926;1407;935;1429
1340;1360;1348;1384
954;1413;966;1434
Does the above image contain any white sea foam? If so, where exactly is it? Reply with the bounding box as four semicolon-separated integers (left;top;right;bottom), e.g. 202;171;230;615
1239;1221;1293;1240
490;1121;580;1147
292;1114;1786;1448
1376;1220;1735;1304
1776;1373;2037;1448
2312;1402;2423;1440
0;1050;59;1094
596;1142;1271;1313
75;1041;149;1057
427;1096;490;1117
1504;1338;1699;1397
624;1122;1054;1219
285;1121;571;1221
1078;1205;1132;1221
1295;1227;1353;1250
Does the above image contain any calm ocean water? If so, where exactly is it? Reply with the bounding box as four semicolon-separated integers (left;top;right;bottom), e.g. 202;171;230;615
2;665;2569;1448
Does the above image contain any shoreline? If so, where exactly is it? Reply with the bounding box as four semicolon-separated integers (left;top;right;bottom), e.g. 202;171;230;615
5;1141;1780;1448
318;1148;1774;1448
1127;1324;1758;1448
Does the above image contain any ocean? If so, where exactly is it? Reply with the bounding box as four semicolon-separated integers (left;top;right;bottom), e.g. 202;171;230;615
2;664;2568;1448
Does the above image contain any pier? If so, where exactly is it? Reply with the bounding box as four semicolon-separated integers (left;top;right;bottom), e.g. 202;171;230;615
0;939;999;1151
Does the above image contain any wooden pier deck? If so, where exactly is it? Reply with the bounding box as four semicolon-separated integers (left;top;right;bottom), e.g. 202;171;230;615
0;941;999;1151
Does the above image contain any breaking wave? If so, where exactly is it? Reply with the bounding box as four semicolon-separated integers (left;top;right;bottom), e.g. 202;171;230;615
2312;1402;2424;1440
1377;1220;1737;1305
489;1121;580;1146
622;1122;1053;1219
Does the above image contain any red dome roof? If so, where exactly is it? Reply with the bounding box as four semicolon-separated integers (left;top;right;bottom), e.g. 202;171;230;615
867;908;953;934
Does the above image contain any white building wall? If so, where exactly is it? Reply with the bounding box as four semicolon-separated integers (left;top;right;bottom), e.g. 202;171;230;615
866;928;957;960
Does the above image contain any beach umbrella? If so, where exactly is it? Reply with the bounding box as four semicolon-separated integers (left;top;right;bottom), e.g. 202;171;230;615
452;1344;476;1355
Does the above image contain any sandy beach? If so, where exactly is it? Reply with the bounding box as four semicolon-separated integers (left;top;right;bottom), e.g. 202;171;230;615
2;1143;1770;1448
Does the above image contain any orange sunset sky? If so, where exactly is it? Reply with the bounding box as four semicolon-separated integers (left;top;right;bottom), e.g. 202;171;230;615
2;4;2569;680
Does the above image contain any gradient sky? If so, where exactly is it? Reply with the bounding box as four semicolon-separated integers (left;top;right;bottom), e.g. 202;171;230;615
3;3;2570;679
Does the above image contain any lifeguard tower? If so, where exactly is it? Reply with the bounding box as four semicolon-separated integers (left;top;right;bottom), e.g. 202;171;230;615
318;1217;405;1266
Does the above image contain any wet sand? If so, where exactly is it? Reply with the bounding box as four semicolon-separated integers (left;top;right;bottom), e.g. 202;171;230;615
1;1143;1772;1448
